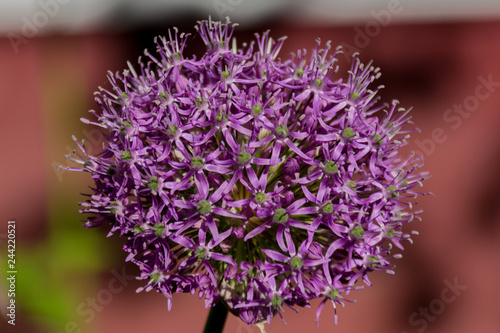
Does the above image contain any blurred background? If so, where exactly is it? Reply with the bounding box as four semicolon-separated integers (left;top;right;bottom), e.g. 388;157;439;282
1;0;500;332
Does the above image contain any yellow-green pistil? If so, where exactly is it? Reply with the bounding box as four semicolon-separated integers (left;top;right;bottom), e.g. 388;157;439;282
351;225;364;238
150;272;161;283
167;125;178;137
148;176;159;191
196;97;203;108
191;156;204;168
121;150;132;160
290;256;303;270
154;223;166;237
134;225;145;233
271;295;283;307
273;208;289;224
324;160;338;174
322;202;334;214
342;127;355;138
253;104;262;115
387;185;398;198
216;113;227;123
276;125;289;138
329;289;340;299
238;152;252;164
197;200;212;215
255;192;266;204
195;247;208;259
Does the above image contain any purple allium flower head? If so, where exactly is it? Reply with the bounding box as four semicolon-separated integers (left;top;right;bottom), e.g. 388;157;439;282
65;17;428;327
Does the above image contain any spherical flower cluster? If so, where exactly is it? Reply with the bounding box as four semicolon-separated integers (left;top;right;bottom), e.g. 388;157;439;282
66;18;426;326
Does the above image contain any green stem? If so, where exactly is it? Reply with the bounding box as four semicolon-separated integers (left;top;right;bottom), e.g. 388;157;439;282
203;301;228;333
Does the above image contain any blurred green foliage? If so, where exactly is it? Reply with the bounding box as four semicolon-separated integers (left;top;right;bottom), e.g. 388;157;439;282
7;194;109;332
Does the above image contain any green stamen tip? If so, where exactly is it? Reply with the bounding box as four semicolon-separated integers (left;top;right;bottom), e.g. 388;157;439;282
197;200;212;215
276;125;289;138
167;125;178;137
253;104;262;115
368;256;379;268
387;185;398;198
191;156;204;168
255;192;266;204
352;225;364;238
148;176;159;191
123;120;132;128
329;289;340;299
150;272;160;283
154;223;166;237
351;91;360;99
315;78;322;88
134;225;145;233
173;52;181;59
196;97;203;108
109;201;118;214
222;70;230;79
322;202;334;214
120;92;129;100
238;152;252;164
342;127;355;138
373;134;382;143
121;150;132;161
290;256;303;270
385;230;395;237
347;180;357;188
195;247;208;260
216;113;227;123
296;68;304;77
271;295;283;308
273;208;289;224
324;161;338;174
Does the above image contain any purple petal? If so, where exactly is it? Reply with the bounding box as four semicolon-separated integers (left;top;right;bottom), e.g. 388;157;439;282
285;139;312;162
244;221;272;241
210;252;236;266
294;89;311;101
212;207;245;219
195;172;209;199
276;224;286;252
269;142;282;165
284;227;295;255
293;207;319;215
261;249;289;262
209;227;233;247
